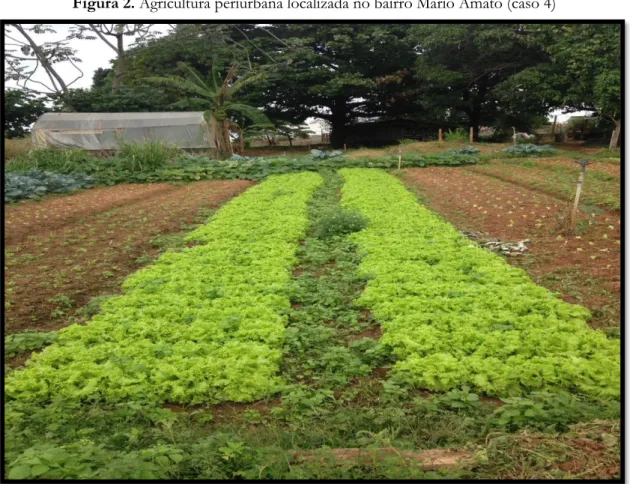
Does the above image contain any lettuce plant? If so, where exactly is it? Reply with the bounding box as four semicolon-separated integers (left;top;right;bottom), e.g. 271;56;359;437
6;173;323;405
340;168;619;399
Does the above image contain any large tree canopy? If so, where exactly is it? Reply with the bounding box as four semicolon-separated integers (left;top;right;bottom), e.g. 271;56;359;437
243;24;422;148
4;89;46;138
409;24;551;138
17;23;620;147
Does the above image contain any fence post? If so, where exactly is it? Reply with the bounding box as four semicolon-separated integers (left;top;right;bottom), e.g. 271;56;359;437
469;127;474;144
438;129;443;142
397;146;402;171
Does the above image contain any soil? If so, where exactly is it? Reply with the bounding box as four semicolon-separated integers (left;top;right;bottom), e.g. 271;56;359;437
4;180;253;334
5;184;181;245
467;162;620;211
400;168;620;329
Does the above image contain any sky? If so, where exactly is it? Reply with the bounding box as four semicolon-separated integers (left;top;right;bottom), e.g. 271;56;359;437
6;24;587;129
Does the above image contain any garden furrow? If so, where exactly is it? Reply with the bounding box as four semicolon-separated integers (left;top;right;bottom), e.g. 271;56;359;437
6;172;323;405
340;169;619;399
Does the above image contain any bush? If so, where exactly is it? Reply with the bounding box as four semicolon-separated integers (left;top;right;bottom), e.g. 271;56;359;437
502;144;556;157
4;169;94;203
315;208;369;238
444;128;469;143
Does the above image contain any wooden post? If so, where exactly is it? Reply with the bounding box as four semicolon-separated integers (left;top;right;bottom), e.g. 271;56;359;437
569;160;590;232
344;143;347;151
551;115;558;136
512;127;517;145
397;146;402;171
438;129;443;142
469;127;474;144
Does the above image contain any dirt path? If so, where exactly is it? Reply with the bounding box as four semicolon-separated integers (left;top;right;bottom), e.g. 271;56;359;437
400;168;620;329
4;180;252;334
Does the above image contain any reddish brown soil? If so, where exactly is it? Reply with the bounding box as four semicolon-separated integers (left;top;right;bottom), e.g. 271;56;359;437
400;168;620;329
5;184;182;245
467;163;620;212
4;180;252;334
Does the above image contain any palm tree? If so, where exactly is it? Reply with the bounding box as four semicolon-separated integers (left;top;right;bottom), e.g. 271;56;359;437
146;62;271;156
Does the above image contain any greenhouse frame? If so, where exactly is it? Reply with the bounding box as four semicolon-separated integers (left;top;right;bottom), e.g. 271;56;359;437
31;112;215;150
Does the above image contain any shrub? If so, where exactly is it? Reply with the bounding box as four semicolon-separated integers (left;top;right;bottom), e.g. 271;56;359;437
4;169;94;203
315;208;369;238
444;128;469;143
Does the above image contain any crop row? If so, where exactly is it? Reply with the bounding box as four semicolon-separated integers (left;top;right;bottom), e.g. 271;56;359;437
6;172;323;404
340;169;619;398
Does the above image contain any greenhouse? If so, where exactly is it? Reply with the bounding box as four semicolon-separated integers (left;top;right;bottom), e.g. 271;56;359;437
31;112;215;150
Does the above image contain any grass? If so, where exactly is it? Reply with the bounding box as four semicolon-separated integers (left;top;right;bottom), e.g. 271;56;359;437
4;138;33;160
346;141;510;159
468;160;621;211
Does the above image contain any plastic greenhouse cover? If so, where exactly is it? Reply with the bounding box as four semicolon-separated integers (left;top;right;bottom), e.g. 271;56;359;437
31;112;215;150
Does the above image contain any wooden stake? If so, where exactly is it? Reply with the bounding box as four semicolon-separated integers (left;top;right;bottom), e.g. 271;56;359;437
469;127;474;144
344;143;347;151
569;160;590;232
438;129;443;142
397;146;402;171
551;115;558;136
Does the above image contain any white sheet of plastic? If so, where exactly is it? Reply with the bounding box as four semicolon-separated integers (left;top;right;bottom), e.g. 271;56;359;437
31;112;215;150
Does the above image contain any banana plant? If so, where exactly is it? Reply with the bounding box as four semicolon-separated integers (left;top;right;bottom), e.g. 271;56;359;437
146;61;270;156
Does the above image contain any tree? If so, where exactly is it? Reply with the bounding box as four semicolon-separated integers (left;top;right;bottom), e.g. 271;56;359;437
4;24;84;106
4;89;46;138
409;24;549;139
500;24;621;148
146;61;270;155
241;24;420;148
53;86;172;113
275;122;314;146
73;24;157;94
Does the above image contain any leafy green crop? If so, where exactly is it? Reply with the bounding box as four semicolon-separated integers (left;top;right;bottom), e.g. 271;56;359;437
340;169;619;399
4;169;94;203
447;146;480;155
502;144;557;156
5;331;59;358
6;172;323;405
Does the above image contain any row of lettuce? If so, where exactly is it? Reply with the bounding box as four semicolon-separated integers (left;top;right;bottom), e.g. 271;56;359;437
5;147;478;203
340;169;619;399
6;172;323;404
6;168;619;405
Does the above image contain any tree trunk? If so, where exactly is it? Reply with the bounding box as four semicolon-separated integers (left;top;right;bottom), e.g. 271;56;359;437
210;115;233;157
329;96;347;149
112;32;125;94
287;136;293;147
609;119;621;149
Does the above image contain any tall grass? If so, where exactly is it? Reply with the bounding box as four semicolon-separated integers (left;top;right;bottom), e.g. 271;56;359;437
5;149;93;173
4;138;33;161
115;140;179;172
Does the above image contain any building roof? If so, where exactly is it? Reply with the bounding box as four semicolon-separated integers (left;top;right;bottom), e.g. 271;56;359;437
33;112;207;131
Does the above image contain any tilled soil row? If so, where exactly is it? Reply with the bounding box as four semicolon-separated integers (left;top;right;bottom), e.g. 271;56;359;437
5;180;253;334
400;167;620;329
